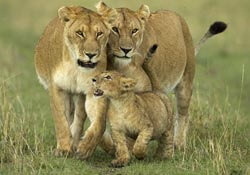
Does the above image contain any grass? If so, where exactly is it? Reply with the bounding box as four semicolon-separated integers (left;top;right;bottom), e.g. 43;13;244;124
0;0;249;174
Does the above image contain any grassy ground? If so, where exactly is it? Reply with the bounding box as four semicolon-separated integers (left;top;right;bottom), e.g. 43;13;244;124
0;0;249;174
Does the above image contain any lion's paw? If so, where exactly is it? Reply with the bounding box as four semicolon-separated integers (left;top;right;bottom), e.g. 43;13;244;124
111;157;129;168
53;148;73;157
132;144;147;160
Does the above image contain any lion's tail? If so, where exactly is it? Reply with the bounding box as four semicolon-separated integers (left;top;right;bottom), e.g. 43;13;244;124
145;44;158;63
195;21;227;56
143;44;162;91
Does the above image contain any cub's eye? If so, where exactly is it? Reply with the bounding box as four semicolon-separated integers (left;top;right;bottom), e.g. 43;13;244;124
132;28;139;34
104;75;112;80
76;30;84;37
112;27;119;34
96;32;103;38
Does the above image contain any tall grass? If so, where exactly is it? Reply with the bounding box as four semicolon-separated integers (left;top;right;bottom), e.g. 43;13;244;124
0;76;249;174
0;79;42;173
187;93;247;174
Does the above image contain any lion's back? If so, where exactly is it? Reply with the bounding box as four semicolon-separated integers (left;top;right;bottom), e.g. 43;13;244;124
143;10;194;92
34;17;64;85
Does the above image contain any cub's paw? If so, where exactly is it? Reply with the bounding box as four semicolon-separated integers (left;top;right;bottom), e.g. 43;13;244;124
155;144;174;159
75;149;95;160
75;142;96;160
111;158;129;168
132;145;147;160
154;150;174;160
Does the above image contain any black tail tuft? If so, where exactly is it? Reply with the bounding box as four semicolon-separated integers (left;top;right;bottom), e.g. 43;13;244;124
209;21;227;35
149;44;158;54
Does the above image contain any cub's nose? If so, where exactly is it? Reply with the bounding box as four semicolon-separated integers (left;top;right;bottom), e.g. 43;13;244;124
120;47;132;54
85;53;97;59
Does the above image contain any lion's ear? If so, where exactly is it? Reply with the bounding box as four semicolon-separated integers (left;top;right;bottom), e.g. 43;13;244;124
120;77;137;91
96;1;109;14
58;6;74;23
96;1;117;26
137;4;150;22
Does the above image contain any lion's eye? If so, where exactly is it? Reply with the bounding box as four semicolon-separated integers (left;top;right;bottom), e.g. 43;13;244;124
97;32;103;38
132;28;139;34
112;27;119;34
76;30;84;37
104;75;112;80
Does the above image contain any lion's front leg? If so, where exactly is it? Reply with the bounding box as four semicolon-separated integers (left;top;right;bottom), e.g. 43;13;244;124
132;126;153;160
70;94;87;150
99;131;115;156
49;86;72;156
76;95;107;159
111;130;130;167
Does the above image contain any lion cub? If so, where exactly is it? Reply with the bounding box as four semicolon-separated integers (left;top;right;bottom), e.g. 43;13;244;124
92;71;174;167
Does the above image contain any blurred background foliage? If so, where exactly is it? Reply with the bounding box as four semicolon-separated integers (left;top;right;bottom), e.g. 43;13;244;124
0;0;249;114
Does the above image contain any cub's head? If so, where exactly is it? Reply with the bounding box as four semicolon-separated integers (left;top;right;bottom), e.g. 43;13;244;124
92;71;137;98
58;6;116;69
96;2;150;61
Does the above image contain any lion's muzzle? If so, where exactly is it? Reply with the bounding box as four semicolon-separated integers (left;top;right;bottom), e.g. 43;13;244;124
77;59;98;69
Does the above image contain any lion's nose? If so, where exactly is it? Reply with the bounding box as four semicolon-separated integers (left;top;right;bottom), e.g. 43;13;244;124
120;47;132;54
85;53;97;59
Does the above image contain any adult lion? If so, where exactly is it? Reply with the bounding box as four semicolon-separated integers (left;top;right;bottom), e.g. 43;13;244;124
96;2;227;148
35;6;116;157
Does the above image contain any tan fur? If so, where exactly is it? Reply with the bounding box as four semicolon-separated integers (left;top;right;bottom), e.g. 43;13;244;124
95;2;152;92
97;2;195;148
35;6;116;158
92;71;174;167
107;56;152;92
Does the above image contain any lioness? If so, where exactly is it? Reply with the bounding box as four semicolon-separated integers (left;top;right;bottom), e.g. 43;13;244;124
35;6;116;157
96;2;227;148
92;70;173;167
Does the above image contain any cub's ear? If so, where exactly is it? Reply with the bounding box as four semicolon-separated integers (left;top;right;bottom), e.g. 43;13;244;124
96;1;117;26
137;4;150;22
58;6;74;23
120;77;137;91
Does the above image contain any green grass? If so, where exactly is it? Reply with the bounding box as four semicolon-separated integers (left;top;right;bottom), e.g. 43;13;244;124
0;0;249;174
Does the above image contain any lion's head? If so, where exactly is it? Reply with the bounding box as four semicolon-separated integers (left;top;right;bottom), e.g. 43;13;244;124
96;2;150;61
58;6;117;69
92;71;137;98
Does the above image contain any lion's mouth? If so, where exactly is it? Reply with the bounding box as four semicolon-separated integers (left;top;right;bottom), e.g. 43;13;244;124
94;89;104;97
113;54;131;59
77;59;98;68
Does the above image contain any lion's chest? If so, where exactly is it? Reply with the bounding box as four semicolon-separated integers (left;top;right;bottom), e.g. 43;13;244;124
53;62;93;94
112;59;152;92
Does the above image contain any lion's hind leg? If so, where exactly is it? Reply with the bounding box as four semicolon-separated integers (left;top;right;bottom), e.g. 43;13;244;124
174;77;193;149
174;16;195;150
